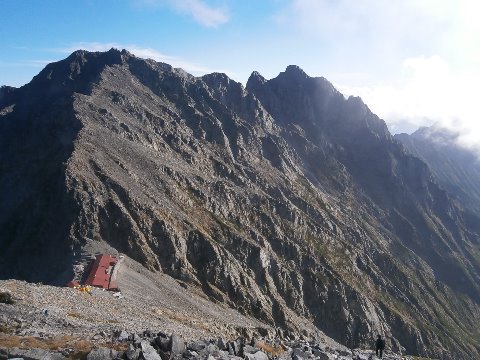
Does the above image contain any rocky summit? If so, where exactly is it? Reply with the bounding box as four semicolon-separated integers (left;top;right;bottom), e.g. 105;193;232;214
1;49;480;360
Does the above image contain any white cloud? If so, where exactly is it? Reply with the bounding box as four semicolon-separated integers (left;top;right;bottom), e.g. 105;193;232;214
173;0;228;27
134;0;229;27
25;60;55;67
279;0;480;151
0;60;55;68
337;55;480;153
59;42;233;77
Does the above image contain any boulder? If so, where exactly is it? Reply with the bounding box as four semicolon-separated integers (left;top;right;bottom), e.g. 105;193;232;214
116;330;129;342
337;349;351;357
292;348;308;360
143;330;154;338
182;350;198;359
130;333;141;343
353;354;369;360
187;341;207;352
313;344;326;353
216;338;228;351
87;347;117;360
228;342;235;356
125;345;141;360
243;345;260;354
230;340;241;356
314;351;335;360
205;344;219;354
7;347;66;360
170;333;186;354
141;341;162;360
245;351;268;360
157;349;169;360
155;336;170;352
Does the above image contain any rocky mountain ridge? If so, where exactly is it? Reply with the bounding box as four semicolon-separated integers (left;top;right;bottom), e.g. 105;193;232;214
1;49;480;359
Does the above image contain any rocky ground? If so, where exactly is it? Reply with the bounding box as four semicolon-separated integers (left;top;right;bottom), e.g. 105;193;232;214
0;258;413;360
0;261;267;340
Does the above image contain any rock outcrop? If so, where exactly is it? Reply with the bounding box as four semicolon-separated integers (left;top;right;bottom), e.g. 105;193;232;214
1;49;479;359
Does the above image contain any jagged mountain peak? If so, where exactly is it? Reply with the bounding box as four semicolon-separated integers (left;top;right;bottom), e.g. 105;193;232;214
411;124;459;143
38;47;126;80
0;85;18;108
282;64;308;79
201;72;243;91
246;70;267;92
276;65;334;90
10;48;199;104
245;63;390;143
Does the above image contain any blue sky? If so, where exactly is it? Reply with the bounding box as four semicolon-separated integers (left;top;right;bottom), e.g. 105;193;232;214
1;0;480;148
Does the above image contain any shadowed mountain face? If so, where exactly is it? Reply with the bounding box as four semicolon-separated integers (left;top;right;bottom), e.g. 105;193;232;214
395;126;480;217
1;49;480;359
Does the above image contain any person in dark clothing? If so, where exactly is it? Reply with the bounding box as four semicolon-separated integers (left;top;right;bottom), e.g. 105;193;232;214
375;334;385;358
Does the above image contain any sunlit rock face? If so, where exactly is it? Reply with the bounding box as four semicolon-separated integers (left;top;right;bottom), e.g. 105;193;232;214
1;49;479;360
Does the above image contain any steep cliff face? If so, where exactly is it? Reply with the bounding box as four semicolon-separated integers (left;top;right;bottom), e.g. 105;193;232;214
1;49;480;359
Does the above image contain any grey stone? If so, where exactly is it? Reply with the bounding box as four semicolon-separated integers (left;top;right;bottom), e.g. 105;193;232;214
187;341;206;352
170;333;185;354
228;342;235;356
140;341;162;360
244;351;268;360
7;347;66;360
125;346;140;360
133;337;142;348
116;330;129;342
292;348;308;360
314;351;335;360
155;336;170;352
216;338;228;351
156;349;169;360
243;345;260;354
182;350;198;359
230;340;241;356
87;348;117;360
353;354;369;360
143;330;154;338
205;344;219;354
337;349;351;357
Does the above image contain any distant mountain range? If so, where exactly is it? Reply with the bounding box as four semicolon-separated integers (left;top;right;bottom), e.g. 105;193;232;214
1;49;479;359
396;126;480;216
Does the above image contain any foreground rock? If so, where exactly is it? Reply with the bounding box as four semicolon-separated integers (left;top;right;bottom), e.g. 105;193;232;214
0;329;411;360
0;347;65;360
